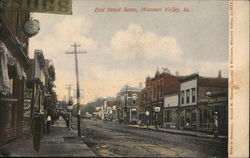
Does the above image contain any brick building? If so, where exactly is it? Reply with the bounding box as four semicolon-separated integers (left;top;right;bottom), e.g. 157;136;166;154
141;69;180;126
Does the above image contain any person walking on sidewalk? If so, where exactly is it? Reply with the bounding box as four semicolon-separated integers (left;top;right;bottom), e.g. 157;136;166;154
213;112;219;138
31;114;43;152
46;114;52;134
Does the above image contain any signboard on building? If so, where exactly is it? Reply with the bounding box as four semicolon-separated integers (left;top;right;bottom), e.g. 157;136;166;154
67;105;73;110
1;0;72;15
154;107;160;112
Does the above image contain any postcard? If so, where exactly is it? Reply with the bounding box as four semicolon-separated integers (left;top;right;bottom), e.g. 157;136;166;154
0;0;249;157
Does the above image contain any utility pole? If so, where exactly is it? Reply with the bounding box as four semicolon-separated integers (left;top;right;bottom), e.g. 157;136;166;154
66;43;87;137
74;89;84;99
124;85;128;124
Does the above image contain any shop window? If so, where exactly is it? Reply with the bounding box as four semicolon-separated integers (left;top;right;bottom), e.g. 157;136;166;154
5;103;15;128
166;110;170;122
191;88;196;102
159;86;163;97
191;109;196;126
186;89;190;103
153;88;156;99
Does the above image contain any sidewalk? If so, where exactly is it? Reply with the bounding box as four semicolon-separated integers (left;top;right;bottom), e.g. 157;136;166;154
0;117;96;157
127;124;228;140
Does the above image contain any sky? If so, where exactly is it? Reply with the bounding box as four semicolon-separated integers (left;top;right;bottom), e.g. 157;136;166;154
29;0;229;104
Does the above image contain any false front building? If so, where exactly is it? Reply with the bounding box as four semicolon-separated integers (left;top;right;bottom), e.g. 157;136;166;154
178;72;228;134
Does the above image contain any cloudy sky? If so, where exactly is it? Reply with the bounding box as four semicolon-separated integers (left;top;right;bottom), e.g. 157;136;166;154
29;0;229;104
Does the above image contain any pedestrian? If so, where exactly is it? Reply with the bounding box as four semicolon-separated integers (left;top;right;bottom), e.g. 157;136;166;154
31;114;43;152
214;112;219;138
46;114;51;134
65;115;70;128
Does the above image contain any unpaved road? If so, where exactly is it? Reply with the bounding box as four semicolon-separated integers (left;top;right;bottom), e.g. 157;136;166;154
81;119;227;157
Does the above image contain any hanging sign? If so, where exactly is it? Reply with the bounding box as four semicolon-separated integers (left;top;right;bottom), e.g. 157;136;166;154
23;19;40;37
154;107;160;112
1;0;72;15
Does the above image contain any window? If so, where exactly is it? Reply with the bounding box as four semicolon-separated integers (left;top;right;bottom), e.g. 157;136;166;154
186;89;190;103
166;110;170;122
181;91;184;104
191;88;196;102
154;88;156;99
160;86;163;97
5;104;15;128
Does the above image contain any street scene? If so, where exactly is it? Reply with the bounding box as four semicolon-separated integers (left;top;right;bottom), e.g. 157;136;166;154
0;0;231;157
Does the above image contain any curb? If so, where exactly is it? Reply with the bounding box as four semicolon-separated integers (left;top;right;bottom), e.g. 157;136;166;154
126;125;228;140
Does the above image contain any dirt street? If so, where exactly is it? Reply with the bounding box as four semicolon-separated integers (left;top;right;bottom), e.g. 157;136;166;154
81;119;227;157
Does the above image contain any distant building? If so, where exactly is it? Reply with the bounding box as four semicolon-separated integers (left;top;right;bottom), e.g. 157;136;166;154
116;85;142;124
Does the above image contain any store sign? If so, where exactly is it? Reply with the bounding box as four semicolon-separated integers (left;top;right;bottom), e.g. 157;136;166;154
154;107;160;112
67;105;73;110
131;108;137;111
198;98;215;103
1;0;72;15
0;98;18;102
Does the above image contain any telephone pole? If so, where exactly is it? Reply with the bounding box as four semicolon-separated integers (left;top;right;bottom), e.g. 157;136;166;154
66;43;87;137
74;89;84;99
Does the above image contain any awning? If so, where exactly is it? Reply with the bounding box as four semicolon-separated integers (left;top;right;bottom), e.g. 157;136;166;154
0;41;26;95
0;41;11;95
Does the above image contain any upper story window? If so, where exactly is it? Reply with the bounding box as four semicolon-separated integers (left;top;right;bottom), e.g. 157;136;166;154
191;88;196;103
159;86;163;97
186;89;190;104
181;91;184;104
153;88;156;99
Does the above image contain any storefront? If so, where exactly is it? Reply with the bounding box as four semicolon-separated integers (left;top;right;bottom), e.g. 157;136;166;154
207;92;228;135
197;106;214;131
163;108;178;128
0;10;31;145
0;41;28;145
179;106;197;129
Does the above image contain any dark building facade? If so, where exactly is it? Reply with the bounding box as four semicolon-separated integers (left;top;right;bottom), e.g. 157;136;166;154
24;50;56;132
0;10;30;145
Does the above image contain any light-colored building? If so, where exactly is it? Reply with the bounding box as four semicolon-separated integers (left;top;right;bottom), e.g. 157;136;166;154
179;73;228;133
163;93;179;128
